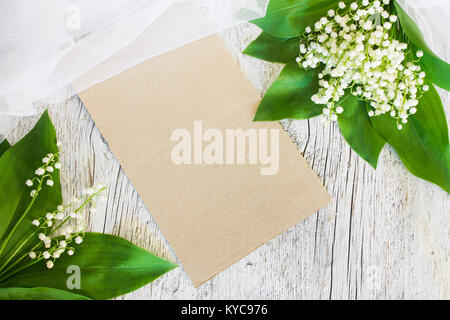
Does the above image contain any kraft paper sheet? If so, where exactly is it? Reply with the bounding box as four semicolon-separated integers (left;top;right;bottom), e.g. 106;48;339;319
79;34;330;287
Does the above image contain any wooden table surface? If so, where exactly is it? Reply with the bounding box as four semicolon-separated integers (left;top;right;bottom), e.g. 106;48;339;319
2;23;449;300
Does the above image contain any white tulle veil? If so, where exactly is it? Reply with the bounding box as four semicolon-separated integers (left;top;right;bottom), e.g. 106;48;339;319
396;0;450;59
0;0;448;124
0;0;269;119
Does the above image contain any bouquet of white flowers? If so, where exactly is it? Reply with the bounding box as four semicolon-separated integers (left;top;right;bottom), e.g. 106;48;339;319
244;0;450;192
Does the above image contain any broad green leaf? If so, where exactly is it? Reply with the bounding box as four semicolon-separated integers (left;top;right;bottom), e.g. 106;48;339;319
254;62;323;121
0;233;178;300
0;110;62;270
420;50;450;92
393;1;434;55
337;95;386;168
0;139;10;158
252;0;348;38
394;0;450;91
243;32;299;64
370;85;450;192
0;287;91;300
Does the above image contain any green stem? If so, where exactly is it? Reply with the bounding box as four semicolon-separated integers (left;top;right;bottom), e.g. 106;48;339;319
0;256;43;283
0;154;57;258
0;229;40;274
0;185;105;282
0;241;43;280
51;188;104;236
0;180;43;257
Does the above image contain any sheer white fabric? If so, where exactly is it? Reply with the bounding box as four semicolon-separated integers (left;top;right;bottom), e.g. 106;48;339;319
0;0;448;120
0;0;269;117
397;0;450;60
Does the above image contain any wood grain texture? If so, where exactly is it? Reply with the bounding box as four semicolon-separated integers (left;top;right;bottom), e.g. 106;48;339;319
1;23;449;300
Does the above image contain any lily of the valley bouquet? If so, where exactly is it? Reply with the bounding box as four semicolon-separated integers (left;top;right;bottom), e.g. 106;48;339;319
244;0;450;192
0;112;176;300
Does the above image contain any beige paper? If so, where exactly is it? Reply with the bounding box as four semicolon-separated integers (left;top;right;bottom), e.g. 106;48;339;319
79;35;331;287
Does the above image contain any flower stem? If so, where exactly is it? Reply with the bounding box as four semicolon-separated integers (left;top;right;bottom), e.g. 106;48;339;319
0;237;43;281
0;179;43;257
0;256;43;283
0;229;40;274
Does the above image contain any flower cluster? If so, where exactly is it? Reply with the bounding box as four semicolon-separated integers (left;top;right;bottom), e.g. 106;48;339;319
28;184;107;269
296;0;428;129
25;149;61;197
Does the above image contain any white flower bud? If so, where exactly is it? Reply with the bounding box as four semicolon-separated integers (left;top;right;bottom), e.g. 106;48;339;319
46;261;54;269
29;251;36;259
25;180;33;187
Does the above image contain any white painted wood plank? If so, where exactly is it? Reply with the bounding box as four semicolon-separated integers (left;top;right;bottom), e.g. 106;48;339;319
1;22;449;300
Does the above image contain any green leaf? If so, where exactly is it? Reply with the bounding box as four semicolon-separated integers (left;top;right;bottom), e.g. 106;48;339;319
0;139;10;158
420;50;450;91
0;233;178;300
243;32;299;64
0;287;91;300
254;62;323;121
337;95;386;168
0;111;62;268
252;0;346;38
393;1;433;55
370;85;450;192
394;0;450;91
